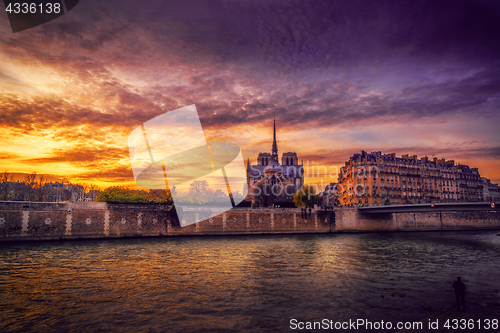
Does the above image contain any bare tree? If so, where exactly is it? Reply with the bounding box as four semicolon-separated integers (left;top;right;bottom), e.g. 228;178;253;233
0;171;14;201
24;173;37;201
187;180;214;204
250;181;280;207
36;175;48;202
87;183;100;201
23;173;49;201
81;183;89;193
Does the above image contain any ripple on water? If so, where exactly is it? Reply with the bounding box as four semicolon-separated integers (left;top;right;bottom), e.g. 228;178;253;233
1;230;499;332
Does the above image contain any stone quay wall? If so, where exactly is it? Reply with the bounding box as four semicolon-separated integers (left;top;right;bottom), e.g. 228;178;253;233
0;201;498;242
335;207;500;232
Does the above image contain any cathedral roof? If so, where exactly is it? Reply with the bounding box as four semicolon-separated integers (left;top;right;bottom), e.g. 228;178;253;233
265;159;281;171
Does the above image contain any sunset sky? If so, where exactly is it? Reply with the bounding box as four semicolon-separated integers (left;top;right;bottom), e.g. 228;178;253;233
1;0;499;190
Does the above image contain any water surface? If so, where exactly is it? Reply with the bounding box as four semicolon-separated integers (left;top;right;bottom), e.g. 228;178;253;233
1;230;499;332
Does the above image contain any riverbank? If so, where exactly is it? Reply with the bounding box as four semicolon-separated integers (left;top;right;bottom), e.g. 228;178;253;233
0;201;499;242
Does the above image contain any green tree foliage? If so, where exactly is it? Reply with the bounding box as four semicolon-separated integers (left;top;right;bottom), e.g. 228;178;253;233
146;189;172;204
293;185;319;208
97;186;173;204
97;186;147;203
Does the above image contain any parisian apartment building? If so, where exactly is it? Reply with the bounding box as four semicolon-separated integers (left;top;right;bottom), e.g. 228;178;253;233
337;150;497;206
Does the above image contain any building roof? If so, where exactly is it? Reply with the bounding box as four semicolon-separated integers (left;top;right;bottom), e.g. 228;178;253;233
347;150;459;168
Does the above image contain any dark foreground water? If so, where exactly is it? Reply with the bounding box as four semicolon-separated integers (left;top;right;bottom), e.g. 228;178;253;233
1;230;500;332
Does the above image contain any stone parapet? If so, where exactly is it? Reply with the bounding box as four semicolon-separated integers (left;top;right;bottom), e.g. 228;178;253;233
0;201;498;242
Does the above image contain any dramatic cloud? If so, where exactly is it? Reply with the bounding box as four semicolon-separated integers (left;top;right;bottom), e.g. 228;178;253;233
0;152;20;159
24;146;128;165
1;0;499;187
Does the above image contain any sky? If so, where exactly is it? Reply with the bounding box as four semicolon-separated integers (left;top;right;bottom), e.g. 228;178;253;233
0;0;499;189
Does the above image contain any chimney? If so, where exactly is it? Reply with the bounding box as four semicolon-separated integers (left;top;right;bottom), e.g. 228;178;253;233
421;156;428;162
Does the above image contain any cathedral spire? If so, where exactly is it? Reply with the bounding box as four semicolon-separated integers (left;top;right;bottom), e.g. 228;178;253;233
271;118;278;161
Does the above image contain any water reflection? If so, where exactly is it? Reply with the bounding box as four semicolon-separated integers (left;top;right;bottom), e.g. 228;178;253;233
0;231;499;332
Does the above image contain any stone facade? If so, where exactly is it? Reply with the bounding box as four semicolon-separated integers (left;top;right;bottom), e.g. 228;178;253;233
246;119;304;205
481;177;500;202
338;151;492;206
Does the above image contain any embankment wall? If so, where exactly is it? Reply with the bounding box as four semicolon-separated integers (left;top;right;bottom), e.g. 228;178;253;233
0;201;498;241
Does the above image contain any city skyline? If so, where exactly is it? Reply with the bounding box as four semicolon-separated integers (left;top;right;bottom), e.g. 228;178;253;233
1;0;499;189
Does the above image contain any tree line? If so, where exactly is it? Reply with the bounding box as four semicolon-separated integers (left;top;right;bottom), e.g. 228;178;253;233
96;187;172;204
0;171;99;202
1;171;326;207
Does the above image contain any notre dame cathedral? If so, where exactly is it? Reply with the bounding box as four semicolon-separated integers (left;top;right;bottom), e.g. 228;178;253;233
246;119;304;206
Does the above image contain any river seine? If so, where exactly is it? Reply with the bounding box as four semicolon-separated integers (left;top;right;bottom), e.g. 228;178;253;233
1;230;499;332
